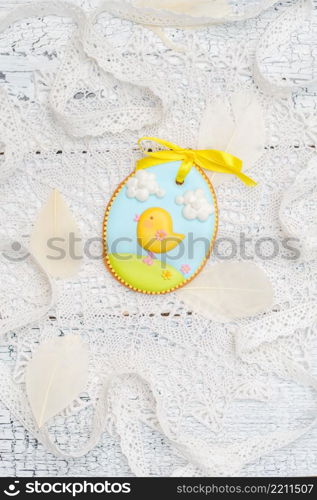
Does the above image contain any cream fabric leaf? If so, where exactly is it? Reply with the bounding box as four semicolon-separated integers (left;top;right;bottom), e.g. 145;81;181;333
29;189;82;279
107;0;280;26
133;0;231;18
198;90;265;187
25;335;89;428
0;0;316;476
178;262;274;320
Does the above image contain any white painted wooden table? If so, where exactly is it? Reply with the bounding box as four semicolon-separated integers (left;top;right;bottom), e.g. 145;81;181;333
0;0;316;477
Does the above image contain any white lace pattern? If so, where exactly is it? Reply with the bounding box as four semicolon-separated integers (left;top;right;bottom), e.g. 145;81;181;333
0;0;316;477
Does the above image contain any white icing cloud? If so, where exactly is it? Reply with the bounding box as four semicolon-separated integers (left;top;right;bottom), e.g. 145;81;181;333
126;170;165;202
176;188;214;221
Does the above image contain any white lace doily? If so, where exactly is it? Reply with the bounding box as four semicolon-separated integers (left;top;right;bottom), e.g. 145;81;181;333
0;0;316;477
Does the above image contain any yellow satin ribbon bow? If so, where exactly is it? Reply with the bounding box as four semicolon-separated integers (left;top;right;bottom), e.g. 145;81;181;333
136;137;256;186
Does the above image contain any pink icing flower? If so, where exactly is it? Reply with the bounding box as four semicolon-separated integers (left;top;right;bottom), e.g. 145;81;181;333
143;255;154;266
155;229;167;240
134;214;140;222
181;264;191;274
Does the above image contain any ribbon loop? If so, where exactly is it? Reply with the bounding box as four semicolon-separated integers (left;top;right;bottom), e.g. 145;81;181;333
136;137;257;187
177;158;193;184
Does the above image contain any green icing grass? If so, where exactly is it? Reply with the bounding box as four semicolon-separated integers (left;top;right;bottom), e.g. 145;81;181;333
108;253;185;292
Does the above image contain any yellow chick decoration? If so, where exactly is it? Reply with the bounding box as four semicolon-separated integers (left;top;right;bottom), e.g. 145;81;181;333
137;207;185;254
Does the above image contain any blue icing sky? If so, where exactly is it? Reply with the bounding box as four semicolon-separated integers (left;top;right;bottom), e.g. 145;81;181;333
106;161;216;278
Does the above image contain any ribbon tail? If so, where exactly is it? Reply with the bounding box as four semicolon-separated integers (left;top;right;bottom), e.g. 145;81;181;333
195;151;256;186
204;163;257;186
235;171;257;187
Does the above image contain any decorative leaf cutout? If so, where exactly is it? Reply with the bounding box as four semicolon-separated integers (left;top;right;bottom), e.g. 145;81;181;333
198;90;265;186
26;335;89;428
133;0;231;18
178;262;274;320
30;189;82;279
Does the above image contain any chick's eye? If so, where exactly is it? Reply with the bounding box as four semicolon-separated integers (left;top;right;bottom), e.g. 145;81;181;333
150;216;154;220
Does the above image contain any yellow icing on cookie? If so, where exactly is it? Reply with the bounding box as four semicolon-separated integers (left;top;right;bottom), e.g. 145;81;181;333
137;207;185;254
